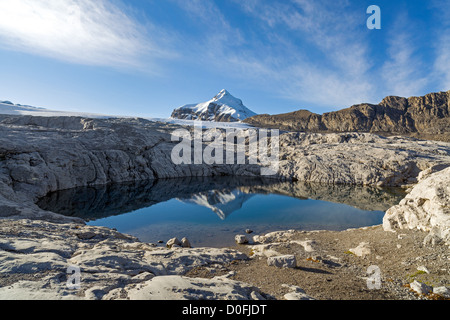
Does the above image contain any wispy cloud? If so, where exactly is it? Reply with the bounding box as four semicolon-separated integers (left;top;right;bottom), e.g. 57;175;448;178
169;0;245;57
379;10;429;98
171;0;449;109
0;0;170;68
225;0;376;107
434;34;450;90
431;0;450;91
382;32;428;98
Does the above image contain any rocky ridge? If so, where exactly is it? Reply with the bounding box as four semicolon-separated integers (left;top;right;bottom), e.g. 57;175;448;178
244;90;450;142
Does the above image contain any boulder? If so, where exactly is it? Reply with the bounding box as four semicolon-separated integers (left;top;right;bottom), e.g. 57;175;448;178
383;167;450;246
267;255;297;268
433;286;450;298
180;237;191;248
410;280;432;295
235;235;249;244
166;238;181;248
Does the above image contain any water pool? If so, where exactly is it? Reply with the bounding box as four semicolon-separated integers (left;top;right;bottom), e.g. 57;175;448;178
37;176;405;247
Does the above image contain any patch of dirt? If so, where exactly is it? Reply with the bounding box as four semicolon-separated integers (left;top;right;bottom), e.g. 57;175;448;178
186;226;449;300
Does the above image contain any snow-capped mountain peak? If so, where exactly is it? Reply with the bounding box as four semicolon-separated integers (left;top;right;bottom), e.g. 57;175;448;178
170;89;257;122
213;89;238;103
178;189;255;220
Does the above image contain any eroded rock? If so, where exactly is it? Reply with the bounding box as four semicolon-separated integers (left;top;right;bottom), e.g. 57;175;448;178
383;167;450;246
235;235;249;244
267;255;297;268
122;275;266;300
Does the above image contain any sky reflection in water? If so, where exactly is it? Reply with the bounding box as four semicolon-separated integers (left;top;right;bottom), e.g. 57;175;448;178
37;177;405;247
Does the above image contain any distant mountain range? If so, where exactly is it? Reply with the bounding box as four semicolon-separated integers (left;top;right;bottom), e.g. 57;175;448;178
3;89;449;142
170;89;257;122
0;97;252;129
244;90;450;142
0;100;46;112
0;100;109;118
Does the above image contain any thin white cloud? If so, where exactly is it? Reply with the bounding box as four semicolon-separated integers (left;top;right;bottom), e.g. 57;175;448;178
434;35;450;90
382;33;428;98
169;0;245;50
380;12;429;98
0;0;169;68
226;0;376;107
431;0;450;91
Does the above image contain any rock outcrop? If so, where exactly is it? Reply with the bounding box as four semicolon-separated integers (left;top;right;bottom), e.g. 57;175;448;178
0;219;250;300
276;132;450;187
121;275;266;300
244;90;450;141
383;167;450;246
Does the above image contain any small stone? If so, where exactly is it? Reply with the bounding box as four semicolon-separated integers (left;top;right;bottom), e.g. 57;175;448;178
298;240;317;252
235;235;249;244
245;229;253;234
417;266;430;274
180;237;191;248
349;242;371;257
250;291;265;300
410;280;432;295
166;237;181;248
284;291;315;300
76;231;96;240
84;287;106;300
157;240;163;243
252;235;264;244
267;255;297;268
282;284;314;300
433;286;450;298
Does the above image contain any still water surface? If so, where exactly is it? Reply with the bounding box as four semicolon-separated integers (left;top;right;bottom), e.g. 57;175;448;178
37;177;405;247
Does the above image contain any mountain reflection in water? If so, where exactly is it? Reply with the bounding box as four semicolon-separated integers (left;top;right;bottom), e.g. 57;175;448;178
37;176;406;247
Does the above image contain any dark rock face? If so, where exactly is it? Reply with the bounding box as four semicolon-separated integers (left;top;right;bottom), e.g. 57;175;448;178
244;91;450;140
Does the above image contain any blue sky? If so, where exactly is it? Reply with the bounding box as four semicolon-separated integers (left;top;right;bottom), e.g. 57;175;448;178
0;0;449;118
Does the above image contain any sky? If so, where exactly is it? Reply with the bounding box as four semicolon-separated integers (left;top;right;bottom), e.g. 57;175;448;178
0;0;449;118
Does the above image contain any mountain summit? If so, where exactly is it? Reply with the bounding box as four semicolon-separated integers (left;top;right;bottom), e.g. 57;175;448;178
170;89;257;122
